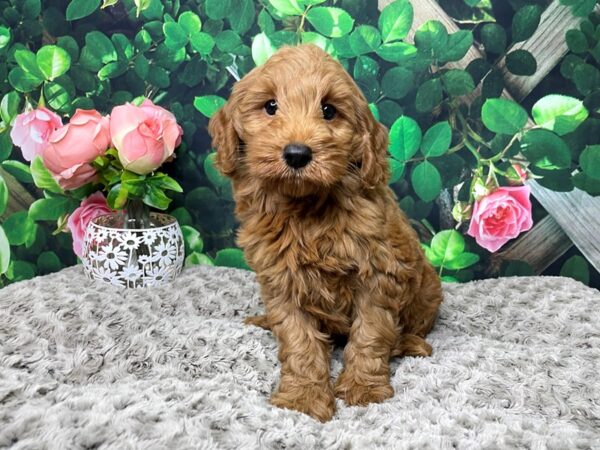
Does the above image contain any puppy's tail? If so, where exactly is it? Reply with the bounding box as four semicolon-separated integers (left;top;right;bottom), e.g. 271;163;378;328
391;333;432;358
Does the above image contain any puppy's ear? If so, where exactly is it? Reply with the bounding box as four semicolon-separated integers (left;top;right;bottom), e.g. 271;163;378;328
358;109;390;188
208;104;239;177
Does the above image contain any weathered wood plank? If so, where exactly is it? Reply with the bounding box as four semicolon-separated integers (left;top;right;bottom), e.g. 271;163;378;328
0;167;36;220
490;215;572;274
499;2;596;101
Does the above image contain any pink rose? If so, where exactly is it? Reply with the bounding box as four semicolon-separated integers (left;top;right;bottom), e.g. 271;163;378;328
110;99;183;175
10;107;62;161
467;186;533;253
67;192;114;258
42;109;111;189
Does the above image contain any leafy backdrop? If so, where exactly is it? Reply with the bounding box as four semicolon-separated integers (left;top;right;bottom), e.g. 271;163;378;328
0;0;598;288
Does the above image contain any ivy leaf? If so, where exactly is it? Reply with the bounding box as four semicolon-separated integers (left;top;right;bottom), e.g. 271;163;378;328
511;4;542;43
421;121;452;157
580;145;600;180
505;49;537;76
414;20;448;54
381;67;413;100
376;42;417;63
532;95;589;136
66;0;101;20
205;0;231;20
411;161;442;202
268;0;304;16
251;32;276;66
389;116;422;161
228;0;255;34
481;98;528;135
438;30;473;63
388;158;405;184
178;11;202;35
36;45;71;81
306;7;354;38
194;95;226;118
215;248;251;270
415;78;443;113
378;0;413;43
520;129;572;170
164;22;189;49
442;69;475;97
349;25;381;55
189;31;214;55
481;23;506;54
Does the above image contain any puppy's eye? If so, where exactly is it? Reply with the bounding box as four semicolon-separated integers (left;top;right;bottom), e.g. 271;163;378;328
265;99;278;115
322;103;336;121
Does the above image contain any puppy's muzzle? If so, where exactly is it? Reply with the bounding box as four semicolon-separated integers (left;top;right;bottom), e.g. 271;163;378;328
283;143;312;169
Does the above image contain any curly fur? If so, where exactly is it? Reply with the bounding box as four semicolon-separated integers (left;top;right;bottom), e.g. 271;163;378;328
208;44;443;422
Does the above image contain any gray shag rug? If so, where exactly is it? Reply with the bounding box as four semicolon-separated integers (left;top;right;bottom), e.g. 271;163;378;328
0;265;599;449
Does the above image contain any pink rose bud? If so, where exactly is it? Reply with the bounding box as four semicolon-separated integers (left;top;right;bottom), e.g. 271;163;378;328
467;186;533;253
42;109;111;190
10;107;62;161
110;99;183;175
67;192;114;258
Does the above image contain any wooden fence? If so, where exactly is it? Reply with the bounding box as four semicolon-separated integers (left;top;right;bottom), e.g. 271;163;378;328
379;0;600;275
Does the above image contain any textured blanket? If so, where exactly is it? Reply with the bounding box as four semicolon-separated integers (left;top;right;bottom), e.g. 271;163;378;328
0;265;599;449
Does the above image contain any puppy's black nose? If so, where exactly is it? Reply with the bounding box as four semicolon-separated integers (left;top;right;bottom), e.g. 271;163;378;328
283;143;312;169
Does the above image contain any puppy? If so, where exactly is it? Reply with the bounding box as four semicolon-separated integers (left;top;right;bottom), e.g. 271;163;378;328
209;44;442;422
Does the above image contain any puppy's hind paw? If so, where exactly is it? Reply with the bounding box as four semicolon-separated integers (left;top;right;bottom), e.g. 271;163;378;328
270;384;336;422
244;314;272;331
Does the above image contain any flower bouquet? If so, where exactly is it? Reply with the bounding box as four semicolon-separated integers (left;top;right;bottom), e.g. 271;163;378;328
10;98;185;287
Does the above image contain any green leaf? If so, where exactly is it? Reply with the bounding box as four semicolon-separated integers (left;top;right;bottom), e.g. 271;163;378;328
215;248;251;270
560;255;589;285
190;31;215;55
143;184;171;210
378;0;413;43
36;45;71;80
269;0;304;16
215;30;242;52
8;67;43;93
573;172;600;195
445;252;480;270
505;49;537;76
349;25;381;55
388;158;405;184
532;95;589;136
521;129;571;170
0;226;9;274
228;0;255;34
511;5;541;43
164;22;188;49
438;30;473;62
258;9;275;34
6;260;37;281
573;63;600;95
31;156;63;194
185;252;214;267
431;230;465;263
252;32;276;66
414;20;448;54
0;174;7;216
481;23;506;54
0;92;20;126
29;196;74;221
44;76;76;111
37;251;62;274
569;0;596;17
205;0;232;20
376;42;417;63
107;184;129;209
0;131;13;162
442;69;475;96
3;211;36;246
134;29;152;52
81;31;117;70
177;11;202;36
66;0;100;20
415;78;443;113
481;98;528;135
2;160;32;183
421;121;452;157
411;161;442;202
0;26;11;50
566;29;588;54
381;67;413;100
193;95;226;118
181;225;204;254
306;7;354;38
15;48;45;79
389;116;422;161
580;145;600;180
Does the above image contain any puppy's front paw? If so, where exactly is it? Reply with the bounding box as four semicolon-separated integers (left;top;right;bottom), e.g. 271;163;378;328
335;371;394;406
270;382;335;422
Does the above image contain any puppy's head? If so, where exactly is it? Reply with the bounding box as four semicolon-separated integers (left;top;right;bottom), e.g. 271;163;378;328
208;44;389;197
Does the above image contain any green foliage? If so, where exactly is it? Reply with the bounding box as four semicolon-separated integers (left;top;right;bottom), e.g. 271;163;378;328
0;0;598;287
